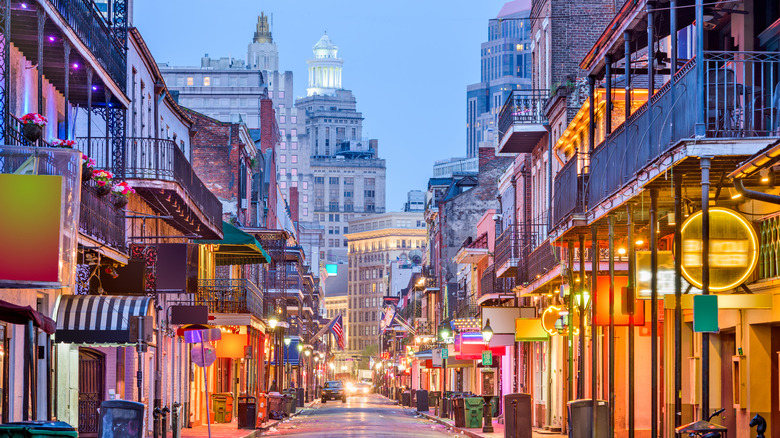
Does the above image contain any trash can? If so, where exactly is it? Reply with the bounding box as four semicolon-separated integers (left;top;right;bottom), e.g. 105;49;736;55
268;393;285;420
451;396;466;428
97;400;145;438
0;421;78;438
568;399;608;438
464;397;485;428
488;395;499;418
402;391;411;407
237;396;257;429
504;393;532;438
295;388;305;407
416;389;429;412
429;391;441;414
284;393;295;416
410;389;417;407
210;393;233;423
256;393;268;425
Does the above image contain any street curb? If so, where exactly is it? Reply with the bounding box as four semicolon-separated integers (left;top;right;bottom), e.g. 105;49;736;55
256;399;319;432
417;411;488;438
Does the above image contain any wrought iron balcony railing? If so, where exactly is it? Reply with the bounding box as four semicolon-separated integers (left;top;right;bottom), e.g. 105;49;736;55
79;180;126;253
480;264;515;296
78;137;222;230
498;90;549;138
47;0;127;90
521;240;558;285
196;279;263;317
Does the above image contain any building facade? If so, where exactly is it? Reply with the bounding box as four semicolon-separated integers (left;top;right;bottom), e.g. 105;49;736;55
345;213;426;353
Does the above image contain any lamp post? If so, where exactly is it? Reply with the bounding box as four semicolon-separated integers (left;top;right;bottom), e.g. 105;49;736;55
481;319;494;433
268;317;279;392
439;328;451;419
284;337;291;389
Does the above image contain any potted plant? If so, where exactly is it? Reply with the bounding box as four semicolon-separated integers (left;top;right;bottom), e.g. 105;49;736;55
19;113;47;143
81;153;96;182
51;139;76;148
92;169;114;196
111;181;135;208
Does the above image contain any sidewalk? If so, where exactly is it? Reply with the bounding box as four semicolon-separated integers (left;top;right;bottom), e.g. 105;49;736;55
180;399;319;438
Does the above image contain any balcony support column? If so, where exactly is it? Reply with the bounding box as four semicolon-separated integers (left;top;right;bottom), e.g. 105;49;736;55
624;31;632;119
63;40;70;139
627;203;635;438
590;224;598;438
567;240;575;409
647;2;655;96
695;0;705;136
670;0;678;76
87;66;92;155
105;89;111;169
650;188;659;438
701;157;711;420
674;171;683;428
578;233;586;399
605;55;612;134
37;7;45;120
608;214;615;438
588;77;595;155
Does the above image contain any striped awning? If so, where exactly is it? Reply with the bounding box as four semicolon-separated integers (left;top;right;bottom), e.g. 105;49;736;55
54;295;153;344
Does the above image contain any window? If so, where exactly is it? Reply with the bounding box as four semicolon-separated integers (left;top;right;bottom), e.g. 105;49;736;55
315;177;325;184
280;115;286;123
365;178;375;187
364;190;375;198
291;116;297;123
291;155;298;163
280;155;287;163
329;177;339;185
292;142;298;150
280;181;287;189
291;168;297;176
291;129;297;136
303;208;308;216
186;77;193;86
344;191;353;198
343;226;349;234
278;91;285;98
203;77;211;86
303;195;308;202
344;240;348;247
303;181;308;189
344;177;354;185
280;142;286;150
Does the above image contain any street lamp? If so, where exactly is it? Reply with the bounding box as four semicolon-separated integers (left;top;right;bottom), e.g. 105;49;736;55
439;327;453;419
481;319;495;433
268;317;279;330
284;337;292;388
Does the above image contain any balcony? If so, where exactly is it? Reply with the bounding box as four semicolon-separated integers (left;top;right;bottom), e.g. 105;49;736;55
79;180;126;254
552;156;587;228
496;222;551;280
196;279;263;317
78;137;223;239
521;240;558;286
497;90;548;154
480;264;515;297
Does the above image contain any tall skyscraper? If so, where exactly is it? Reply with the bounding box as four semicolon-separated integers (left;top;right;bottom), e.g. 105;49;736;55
296;33;387;264
466;0;533;157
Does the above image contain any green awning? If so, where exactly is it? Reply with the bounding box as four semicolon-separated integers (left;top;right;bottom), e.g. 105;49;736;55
196;221;270;266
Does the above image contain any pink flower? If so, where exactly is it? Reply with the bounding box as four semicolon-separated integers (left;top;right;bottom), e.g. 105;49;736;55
52;139;76;148
111;181;135;197
81;154;96;168
93;169;114;186
20;113;47;127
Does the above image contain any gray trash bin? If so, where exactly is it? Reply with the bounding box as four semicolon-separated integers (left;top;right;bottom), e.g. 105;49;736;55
504;393;532;438
98;400;145;438
568;399;608;438
402;391;411;407
416;390;429;412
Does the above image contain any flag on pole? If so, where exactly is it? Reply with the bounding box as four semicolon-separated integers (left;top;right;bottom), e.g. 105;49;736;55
313;313;345;350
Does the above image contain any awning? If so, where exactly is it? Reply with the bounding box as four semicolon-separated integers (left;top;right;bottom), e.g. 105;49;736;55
196;221;270;266
55;295;153;344
0;299;55;334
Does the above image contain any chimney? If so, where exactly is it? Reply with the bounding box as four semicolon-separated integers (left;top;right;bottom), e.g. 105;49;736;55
478;145;495;172
369;139;378;157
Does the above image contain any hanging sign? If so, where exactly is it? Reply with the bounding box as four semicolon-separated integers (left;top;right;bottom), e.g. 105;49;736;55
482;350;492;366
441;347;448;360
679;207;758;292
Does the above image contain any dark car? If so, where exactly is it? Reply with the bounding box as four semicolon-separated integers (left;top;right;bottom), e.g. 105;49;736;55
322;380;347;403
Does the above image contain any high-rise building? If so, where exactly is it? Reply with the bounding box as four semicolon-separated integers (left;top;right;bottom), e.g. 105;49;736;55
466;0;533;157
296;34;387;263
344;212;425;353
403;190;425;212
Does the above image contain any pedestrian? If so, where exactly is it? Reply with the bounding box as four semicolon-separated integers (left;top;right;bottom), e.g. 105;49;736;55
270;379;278;392
290;379;296;388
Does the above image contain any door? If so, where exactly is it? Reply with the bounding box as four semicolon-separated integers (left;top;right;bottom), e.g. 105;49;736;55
720;333;736;434
78;348;105;437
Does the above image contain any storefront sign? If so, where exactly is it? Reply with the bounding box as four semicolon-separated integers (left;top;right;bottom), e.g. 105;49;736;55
541;306;561;336
693;295;719;333
515;318;549;341
432;349;442;367
680;208;758;292
636;251;695;298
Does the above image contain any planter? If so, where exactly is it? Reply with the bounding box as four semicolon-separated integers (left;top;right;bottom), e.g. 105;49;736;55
113;195;129;209
82;165;94;182
96;184;112;197
22;124;42;143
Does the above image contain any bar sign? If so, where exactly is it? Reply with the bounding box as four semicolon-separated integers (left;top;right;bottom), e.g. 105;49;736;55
482;350;492;366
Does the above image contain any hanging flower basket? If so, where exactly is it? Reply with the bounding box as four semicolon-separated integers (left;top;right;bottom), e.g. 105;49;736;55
81;154;96;182
52;139;76;148
111;181;135;208
93;169;114;197
20;113;47;143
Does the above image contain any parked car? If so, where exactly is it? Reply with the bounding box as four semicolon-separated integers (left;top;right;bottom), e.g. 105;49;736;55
322;380;347;403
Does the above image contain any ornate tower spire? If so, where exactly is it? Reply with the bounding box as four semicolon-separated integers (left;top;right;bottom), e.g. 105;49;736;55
253;12;272;44
306;33;344;96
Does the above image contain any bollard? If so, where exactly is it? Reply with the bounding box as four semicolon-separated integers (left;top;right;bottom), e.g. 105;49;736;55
153;407;161;438
161;405;170;438
513;399;518;438
172;402;181;438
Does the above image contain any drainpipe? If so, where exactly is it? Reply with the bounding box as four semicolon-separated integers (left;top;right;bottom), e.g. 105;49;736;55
733;179;780;204
545;122;553;227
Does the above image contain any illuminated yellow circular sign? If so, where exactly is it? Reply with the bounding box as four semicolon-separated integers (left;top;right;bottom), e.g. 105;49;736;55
680;207;758;292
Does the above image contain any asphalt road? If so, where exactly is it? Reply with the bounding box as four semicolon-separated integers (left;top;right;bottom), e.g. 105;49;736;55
260;394;459;437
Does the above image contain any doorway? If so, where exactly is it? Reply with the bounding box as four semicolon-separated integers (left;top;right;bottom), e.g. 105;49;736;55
78;348;105;437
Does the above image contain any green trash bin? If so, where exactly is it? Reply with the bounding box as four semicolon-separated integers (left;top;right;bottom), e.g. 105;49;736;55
0;421;78;438
464;397;485;428
283;390;297;414
211;393;234;423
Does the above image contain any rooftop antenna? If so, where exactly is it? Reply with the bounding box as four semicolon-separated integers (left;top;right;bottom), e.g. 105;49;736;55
270;13;273;34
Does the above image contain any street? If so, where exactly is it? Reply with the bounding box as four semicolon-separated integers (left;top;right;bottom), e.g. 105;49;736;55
262;394;457;437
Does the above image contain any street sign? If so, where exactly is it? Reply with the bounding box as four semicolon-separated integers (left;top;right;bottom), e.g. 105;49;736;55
482;350;492;366
192;342;217;368
441;347;448;360
432;349;442;367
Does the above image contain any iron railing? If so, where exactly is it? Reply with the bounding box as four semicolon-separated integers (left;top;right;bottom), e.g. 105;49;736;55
415;319;436;335
498;90;548;139
494;224;520;275
480;264;515;296
759;215;780;280
455;295;478;318
8;115;52;148
79;180;126;252
47;0;127;90
552;155;587;227
521;240;558;285
196;279;263;317
78;137;222;229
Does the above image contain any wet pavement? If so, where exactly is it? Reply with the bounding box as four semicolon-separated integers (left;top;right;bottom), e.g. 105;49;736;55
260;394;459;437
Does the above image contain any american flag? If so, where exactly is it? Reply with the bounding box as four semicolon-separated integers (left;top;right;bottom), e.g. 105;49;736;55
330;313;345;350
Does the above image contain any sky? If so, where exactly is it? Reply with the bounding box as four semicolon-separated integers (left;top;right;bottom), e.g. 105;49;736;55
134;0;509;211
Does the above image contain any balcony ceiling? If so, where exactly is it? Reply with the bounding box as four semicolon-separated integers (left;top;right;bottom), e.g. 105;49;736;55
497;124;547;154
132;185;222;240
10;6;125;107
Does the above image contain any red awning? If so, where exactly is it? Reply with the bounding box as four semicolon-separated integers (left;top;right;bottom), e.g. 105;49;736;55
0;299;55;334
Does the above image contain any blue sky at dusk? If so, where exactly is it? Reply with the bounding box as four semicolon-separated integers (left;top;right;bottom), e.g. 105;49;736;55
135;0;508;210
